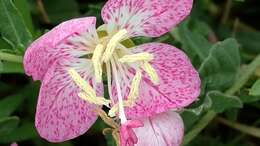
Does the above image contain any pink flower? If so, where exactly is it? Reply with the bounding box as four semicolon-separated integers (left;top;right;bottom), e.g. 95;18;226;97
121;112;184;146
10;143;18;146
23;0;200;145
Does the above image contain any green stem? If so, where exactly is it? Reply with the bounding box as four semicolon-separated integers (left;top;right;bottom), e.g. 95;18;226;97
230;119;260;144
221;0;233;24
217;117;260;138
226;55;260;95
182;111;216;145
182;54;260;145
0;52;23;63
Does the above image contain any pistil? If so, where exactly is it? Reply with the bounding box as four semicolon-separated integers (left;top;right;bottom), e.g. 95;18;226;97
111;57;127;123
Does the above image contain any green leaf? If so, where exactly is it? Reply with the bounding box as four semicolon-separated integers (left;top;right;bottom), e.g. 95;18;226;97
182;111;201;132
182;96;212;131
0;121;37;143
0;94;24;118
0;116;19;136
0;0;32;51
13;0;34;33
199;38;240;90
0;81;13;93
0;37;12;50
239;90;260;103
177;20;212;62
44;0;79;24
0;61;2;72
249;79;260;96
0;61;24;73
236;31;260;53
188;135;247;146
207;91;243;113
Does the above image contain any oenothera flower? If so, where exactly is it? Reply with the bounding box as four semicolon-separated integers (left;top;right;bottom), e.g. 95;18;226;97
24;0;200;145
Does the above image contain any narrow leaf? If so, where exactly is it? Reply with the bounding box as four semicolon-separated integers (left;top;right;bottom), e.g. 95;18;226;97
13;0;34;33
0;0;32;51
0;116;19;136
0;121;37;143
249;79;260;96
0;94;24;118
178;20;212;62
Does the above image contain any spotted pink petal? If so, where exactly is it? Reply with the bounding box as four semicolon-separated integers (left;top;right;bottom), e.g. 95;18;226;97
133;111;184;146
101;0;193;37
111;43;200;119
23;17;97;81
35;58;103;142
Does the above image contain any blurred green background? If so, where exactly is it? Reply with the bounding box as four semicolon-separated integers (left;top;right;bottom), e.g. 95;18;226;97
0;0;260;146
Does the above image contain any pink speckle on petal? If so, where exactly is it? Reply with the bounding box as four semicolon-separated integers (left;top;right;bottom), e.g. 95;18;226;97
35;58;103;142
23;17;96;81
111;43;201;119
101;0;193;37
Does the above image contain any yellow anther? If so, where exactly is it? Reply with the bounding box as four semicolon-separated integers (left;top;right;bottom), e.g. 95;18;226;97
108;70;142;117
68;69;110;106
92;44;104;83
118;53;153;63
127;70;142;103
78;92;110;107
108;103;119;117
102;29;128;62
108;102;131;117
142;62;159;85
94;108;119;128
68;69;96;97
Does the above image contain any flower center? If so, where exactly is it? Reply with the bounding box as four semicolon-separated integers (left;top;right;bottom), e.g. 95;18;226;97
67;27;159;124
92;29;128;83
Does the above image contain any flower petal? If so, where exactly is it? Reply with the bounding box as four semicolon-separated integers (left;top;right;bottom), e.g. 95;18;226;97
134;111;184;146
24;17;97;81
35;58;103;142
111;43;200;119
101;0;193;37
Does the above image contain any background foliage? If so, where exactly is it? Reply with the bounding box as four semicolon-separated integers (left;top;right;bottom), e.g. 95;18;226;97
0;0;260;146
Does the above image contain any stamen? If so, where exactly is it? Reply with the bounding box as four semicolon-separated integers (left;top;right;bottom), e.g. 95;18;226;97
78;92;110;107
108;70;142;117
68;69;110;106
102;29;128;62
127;70;142;104
103;128;113;135
142;62;159;85
94;108;119;129
108;102;131;117
119;53;153;63
112;130;120;146
68;69;96;97
92;44;104;83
